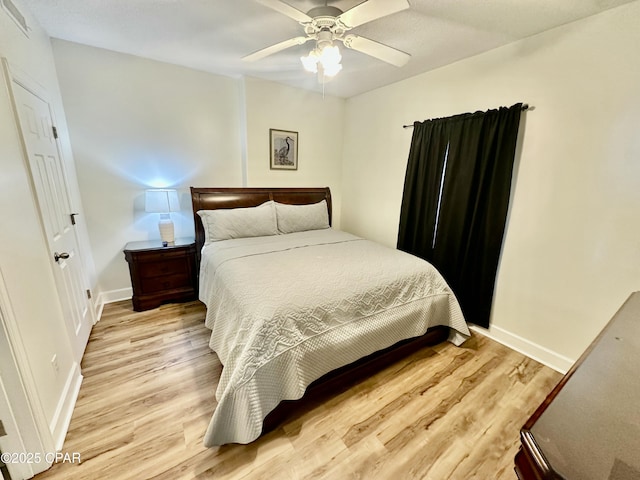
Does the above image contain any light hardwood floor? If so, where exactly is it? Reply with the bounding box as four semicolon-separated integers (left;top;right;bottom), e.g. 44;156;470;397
35;300;562;480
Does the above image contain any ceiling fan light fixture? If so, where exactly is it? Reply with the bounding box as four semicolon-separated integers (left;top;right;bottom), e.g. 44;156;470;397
301;43;342;76
319;44;342;76
301;49;319;73
321;61;342;77
320;45;341;65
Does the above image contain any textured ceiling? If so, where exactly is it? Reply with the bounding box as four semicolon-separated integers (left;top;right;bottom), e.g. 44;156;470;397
20;0;636;98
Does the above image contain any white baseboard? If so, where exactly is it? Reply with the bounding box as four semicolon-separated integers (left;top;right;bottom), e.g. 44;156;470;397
49;362;83;451
470;324;574;374
94;299;104;325
97;287;132;305
96;288;132;321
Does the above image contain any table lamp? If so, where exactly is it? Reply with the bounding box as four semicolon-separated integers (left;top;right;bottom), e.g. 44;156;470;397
145;189;180;244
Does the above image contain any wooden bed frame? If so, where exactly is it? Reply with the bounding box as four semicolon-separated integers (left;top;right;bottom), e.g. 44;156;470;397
190;186;449;436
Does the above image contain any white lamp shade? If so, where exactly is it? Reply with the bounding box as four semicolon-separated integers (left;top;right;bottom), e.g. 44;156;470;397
145;189;180;213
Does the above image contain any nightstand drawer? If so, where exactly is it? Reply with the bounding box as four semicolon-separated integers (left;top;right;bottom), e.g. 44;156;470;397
139;258;190;278
139;273;191;294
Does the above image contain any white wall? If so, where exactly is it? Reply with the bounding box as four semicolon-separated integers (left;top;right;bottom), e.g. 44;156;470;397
341;2;640;368
51;40;245;300
244;77;345;227
0;0;86;453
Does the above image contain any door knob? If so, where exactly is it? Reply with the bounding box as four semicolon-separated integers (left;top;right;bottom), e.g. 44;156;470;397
54;252;70;262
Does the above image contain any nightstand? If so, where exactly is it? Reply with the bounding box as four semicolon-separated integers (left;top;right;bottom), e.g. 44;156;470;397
123;237;197;311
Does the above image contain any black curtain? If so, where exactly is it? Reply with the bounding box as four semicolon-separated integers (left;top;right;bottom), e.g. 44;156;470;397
397;103;523;328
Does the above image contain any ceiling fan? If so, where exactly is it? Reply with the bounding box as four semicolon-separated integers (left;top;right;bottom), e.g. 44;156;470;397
243;0;411;77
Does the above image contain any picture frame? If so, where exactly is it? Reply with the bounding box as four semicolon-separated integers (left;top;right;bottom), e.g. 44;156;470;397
270;129;298;170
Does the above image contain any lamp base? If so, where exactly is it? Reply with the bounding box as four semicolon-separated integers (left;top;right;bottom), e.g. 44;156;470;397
158;215;175;244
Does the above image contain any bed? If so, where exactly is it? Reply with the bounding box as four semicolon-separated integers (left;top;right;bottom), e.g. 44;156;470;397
191;186;470;447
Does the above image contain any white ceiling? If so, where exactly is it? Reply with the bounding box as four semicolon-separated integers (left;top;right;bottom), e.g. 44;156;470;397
20;0;636;98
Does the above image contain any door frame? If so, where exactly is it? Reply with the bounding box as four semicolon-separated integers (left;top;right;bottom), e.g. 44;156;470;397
0;267;55;477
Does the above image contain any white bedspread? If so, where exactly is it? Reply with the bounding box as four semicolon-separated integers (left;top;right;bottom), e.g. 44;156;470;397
199;229;470;446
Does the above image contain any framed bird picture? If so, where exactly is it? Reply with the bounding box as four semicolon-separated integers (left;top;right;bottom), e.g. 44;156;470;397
270;129;298;170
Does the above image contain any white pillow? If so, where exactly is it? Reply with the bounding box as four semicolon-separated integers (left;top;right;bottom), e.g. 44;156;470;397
198;201;277;244
275;200;330;234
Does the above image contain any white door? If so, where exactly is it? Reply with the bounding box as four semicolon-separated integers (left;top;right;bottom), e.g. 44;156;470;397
10;80;93;362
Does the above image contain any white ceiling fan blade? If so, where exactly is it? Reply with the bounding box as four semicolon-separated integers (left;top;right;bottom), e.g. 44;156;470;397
342;35;410;67
338;0;410;28
255;0;312;23
243;36;312;62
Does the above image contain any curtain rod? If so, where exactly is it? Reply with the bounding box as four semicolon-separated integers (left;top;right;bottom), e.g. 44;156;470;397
402;103;531;129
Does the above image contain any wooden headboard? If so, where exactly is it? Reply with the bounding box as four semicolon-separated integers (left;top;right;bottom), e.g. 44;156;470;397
190;186;332;264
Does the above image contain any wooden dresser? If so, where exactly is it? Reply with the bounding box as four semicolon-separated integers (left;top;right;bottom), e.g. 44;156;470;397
123;237;197;311
515;292;640;480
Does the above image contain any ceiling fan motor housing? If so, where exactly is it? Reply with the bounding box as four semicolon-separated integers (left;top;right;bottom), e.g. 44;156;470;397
306;6;343;18
303;5;347;37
